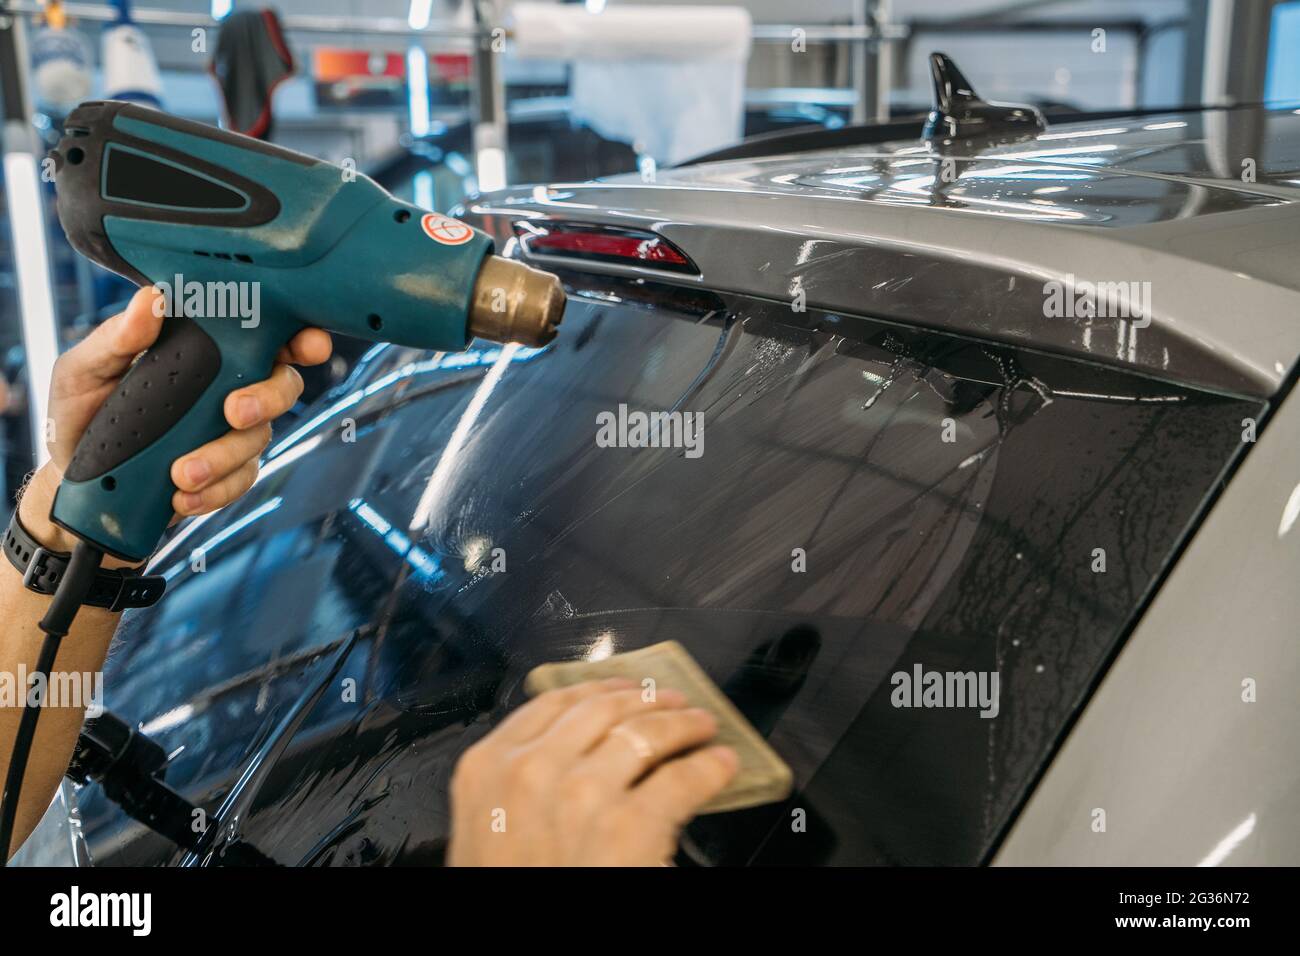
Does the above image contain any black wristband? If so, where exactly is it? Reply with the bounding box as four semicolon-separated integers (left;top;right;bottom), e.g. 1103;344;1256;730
3;510;166;612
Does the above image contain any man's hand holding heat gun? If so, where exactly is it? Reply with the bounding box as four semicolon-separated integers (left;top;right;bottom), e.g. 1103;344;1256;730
1;287;331;855
25;288;332;550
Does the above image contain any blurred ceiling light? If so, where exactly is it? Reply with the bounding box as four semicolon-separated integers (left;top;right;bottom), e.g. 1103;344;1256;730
407;45;430;136
476;146;507;193
5;149;58;466
408;0;433;31
212;0;233;20
414;170;435;211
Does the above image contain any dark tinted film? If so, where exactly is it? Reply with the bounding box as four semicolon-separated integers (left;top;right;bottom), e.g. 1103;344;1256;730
85;289;1259;865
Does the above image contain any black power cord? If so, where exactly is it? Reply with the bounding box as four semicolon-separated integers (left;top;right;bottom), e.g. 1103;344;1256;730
0;539;103;863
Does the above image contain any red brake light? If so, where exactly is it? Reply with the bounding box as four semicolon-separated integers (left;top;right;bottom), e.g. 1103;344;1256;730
512;221;698;274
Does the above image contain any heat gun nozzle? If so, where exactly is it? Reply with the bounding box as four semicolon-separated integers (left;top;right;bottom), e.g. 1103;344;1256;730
468;257;566;347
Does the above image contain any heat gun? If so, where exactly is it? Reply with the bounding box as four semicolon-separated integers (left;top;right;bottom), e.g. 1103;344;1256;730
0;101;565;863
47;99;565;563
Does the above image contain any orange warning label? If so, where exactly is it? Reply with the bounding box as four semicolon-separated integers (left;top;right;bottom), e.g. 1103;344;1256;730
421;213;474;245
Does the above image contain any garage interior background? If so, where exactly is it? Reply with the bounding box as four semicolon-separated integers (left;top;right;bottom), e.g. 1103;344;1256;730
0;0;1296;501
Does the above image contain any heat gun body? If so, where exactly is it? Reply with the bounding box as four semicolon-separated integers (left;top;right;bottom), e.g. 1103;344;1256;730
49;101;562;561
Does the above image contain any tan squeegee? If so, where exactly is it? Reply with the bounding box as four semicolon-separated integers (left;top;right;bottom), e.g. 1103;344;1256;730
525;640;794;813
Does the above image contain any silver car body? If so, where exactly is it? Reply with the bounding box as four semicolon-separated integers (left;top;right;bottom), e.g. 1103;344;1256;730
463;103;1300;865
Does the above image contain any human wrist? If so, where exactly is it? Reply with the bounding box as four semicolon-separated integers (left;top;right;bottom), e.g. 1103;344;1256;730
17;464;77;552
15;464;139;571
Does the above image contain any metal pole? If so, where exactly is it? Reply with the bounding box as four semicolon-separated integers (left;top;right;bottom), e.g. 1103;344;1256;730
470;0;507;192
1202;0;1277;106
851;0;868;124
850;2;901;125
873;0;894;123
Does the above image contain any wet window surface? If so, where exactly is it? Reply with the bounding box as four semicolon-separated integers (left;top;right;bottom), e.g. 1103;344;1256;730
81;290;1260;866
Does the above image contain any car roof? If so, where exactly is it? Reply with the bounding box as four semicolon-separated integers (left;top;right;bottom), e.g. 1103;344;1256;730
465;104;1300;399
662;105;1300;205
672;104;1300;199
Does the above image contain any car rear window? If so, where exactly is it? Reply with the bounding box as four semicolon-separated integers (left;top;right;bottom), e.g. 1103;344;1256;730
92;285;1262;866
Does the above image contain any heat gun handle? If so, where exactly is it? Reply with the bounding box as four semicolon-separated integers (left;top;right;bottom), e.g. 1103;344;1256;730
50;312;283;563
